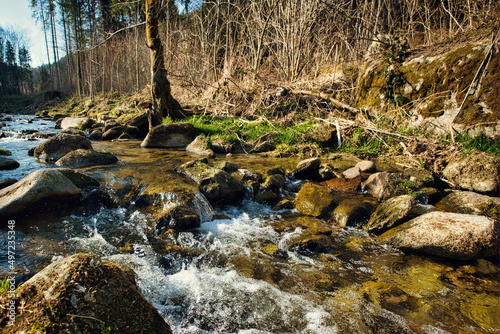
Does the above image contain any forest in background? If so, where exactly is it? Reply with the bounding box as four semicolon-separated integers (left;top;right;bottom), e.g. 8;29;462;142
0;0;498;104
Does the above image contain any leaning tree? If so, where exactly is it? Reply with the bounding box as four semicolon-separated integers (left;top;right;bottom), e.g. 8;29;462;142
145;0;184;130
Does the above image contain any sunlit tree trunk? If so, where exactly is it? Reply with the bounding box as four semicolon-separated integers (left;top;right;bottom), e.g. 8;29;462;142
145;0;183;130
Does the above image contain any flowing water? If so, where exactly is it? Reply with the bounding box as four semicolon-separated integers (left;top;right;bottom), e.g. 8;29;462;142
0;115;499;333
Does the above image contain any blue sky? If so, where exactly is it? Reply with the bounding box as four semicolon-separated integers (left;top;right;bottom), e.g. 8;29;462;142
0;0;48;67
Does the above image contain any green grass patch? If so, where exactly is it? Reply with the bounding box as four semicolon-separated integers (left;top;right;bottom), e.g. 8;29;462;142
456;133;500;156
338;128;387;159
164;115;316;147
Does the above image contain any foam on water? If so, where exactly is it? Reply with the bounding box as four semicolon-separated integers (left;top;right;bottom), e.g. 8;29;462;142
109;251;338;333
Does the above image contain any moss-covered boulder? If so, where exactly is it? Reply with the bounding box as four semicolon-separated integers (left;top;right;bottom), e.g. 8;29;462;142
364;195;416;234
55;149;118;168
34;133;93;162
435;190;500;218
379;212;499;260
295;182;338;217
443;152;499;194
0;254;172;333
0;169;81;219
357;41;499;136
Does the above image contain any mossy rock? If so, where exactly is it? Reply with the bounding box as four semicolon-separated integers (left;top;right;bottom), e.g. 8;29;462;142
0;254;172;333
357;43;499;133
364;195;416;234
295;182;339;218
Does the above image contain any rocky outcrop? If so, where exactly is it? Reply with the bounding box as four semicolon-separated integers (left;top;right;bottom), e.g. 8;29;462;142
379;212;499;260
0;157;19;170
0;254;172;333
186;136;215;157
357;43;499;136
34;133;93;162
176;160;245;205
55;149;118;168
295;182;338;217
0;169;81;218
443;153;499;194
364;195;416;234
141;123;195;148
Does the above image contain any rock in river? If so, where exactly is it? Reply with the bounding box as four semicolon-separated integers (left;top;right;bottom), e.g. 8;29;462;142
379;212;499;260
141;123;195;148
176;160;245;205
295;182;338;218
0;157;20;170
0;254;172;333
0;169;81;219
55;149;118;168
364;195;416;235
60;116;94;130
186;136;215;157
34;133;93;162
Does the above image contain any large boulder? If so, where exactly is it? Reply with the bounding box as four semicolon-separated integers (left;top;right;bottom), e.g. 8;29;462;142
364;195;416;234
0;169;81;219
379;212;499;260
141;123;195;148
34;133;92;162
60;116;94;130
295;182;338;217
55;149;118;168
443;153;499;194
176;160;245;205
435;190;500;218
0;254;172;333
0;157;19;170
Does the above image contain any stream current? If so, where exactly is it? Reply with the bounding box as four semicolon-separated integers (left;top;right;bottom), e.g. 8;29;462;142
0;115;499;333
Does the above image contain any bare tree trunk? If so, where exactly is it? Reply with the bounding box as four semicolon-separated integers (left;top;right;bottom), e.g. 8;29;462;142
145;0;183;130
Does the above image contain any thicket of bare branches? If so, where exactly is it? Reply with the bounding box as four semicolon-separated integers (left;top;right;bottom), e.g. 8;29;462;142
52;0;498;102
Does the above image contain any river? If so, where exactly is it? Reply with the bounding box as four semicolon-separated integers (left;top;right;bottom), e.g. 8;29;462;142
0;114;498;333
